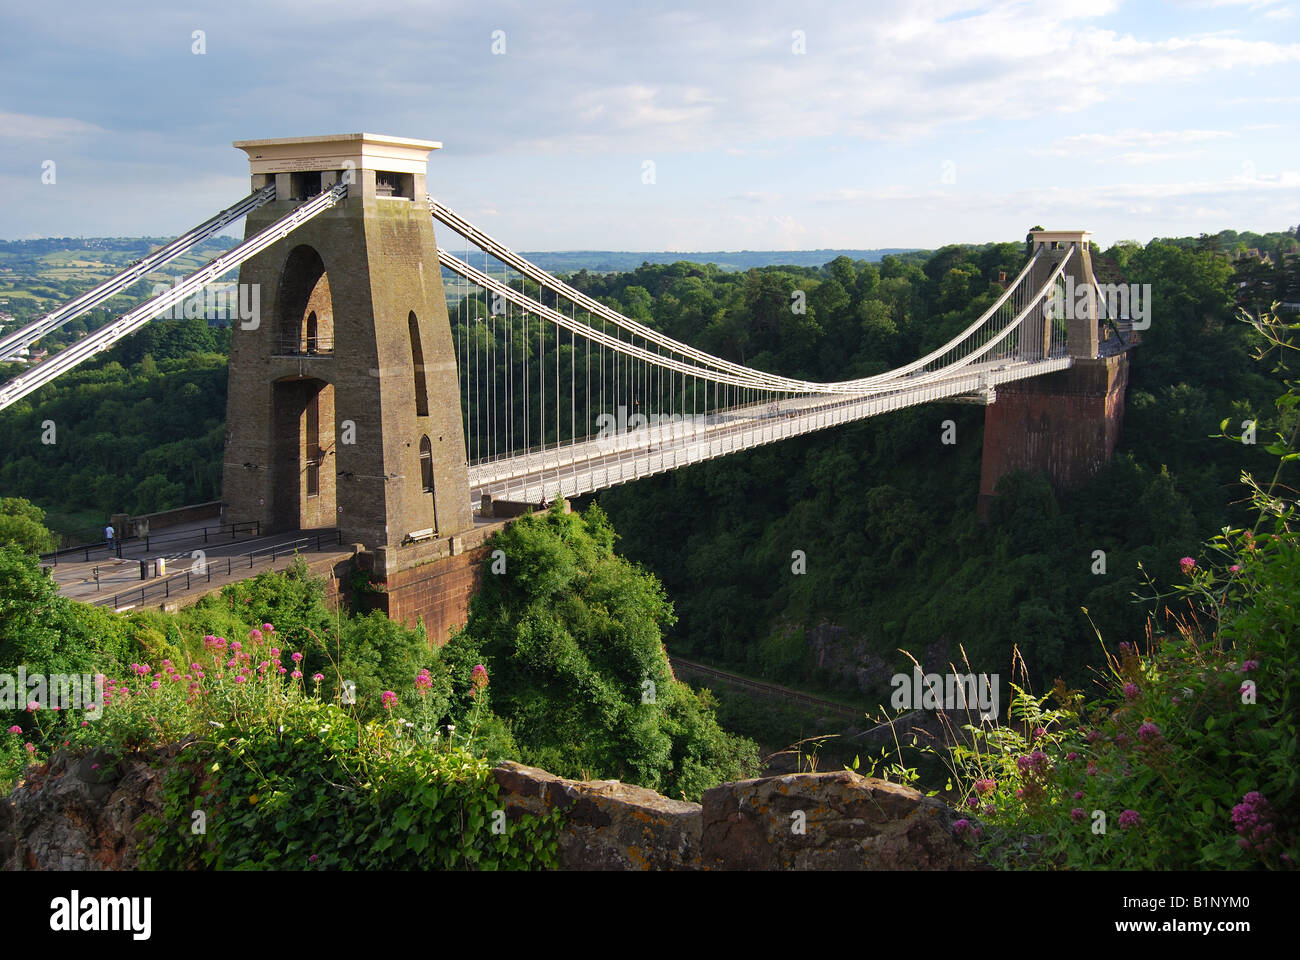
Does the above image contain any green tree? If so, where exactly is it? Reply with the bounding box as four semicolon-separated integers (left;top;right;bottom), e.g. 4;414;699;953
443;501;759;799
0;497;56;554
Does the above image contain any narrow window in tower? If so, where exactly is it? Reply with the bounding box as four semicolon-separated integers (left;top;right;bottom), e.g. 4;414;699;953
305;311;318;354
420;435;434;494
305;394;321;499
409;311;430;417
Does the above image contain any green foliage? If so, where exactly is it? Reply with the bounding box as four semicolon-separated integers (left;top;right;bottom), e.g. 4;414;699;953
0;348;227;534
0;544;135;679
891;306;1300;870
138;702;560;871
444;501;760;800
2;608;560;868
596;231;1287;709
0;497;57;554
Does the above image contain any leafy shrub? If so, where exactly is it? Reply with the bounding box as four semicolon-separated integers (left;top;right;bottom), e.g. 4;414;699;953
444;501;760;800
3;623;559;869
141;701;559;871
898;307;1300;870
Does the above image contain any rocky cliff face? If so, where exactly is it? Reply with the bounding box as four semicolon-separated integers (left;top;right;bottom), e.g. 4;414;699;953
0;747;169;871
2;751;981;871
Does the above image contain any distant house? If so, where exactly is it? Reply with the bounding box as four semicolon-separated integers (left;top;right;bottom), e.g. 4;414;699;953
1234;248;1274;267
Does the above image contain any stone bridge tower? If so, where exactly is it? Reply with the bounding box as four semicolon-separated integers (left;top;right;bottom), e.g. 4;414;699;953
978;229;1134;519
221;134;473;571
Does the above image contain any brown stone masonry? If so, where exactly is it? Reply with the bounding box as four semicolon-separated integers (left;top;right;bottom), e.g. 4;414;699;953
979;352;1129;518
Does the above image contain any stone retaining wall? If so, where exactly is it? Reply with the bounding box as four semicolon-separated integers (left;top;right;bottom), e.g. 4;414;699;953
1;751;981;871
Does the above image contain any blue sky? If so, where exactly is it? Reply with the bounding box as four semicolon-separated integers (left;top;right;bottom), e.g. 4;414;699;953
1;0;1297;250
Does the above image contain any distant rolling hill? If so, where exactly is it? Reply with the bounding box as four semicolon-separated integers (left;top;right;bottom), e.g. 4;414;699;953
471;249;923;274
0;238;925;290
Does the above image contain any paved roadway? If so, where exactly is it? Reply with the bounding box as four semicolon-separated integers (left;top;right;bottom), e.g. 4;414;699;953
47;521;350;609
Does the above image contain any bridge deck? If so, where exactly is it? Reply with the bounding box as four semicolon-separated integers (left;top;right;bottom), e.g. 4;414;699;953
469;356;1071;507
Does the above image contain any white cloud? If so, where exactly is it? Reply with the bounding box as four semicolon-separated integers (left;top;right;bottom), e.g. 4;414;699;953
0;111;104;140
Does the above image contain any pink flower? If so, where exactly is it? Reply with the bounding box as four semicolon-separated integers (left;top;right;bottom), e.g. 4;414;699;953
149;681;160;689
1180;556;1196;574
262;623;274;633
231;641;242;652
953;819;972;835
312;673;325;683
381;690;398;710
270;648;281;658
291;670;303;680
415;670;433;693
966;796;980;809
1118;809;1142;829
1137;722;1162;743
234;675;246;684
1242;660;1259;672
249;629;263;643
974;778;996;795
26;701;40;712
1123;682;1139;700
1070;808;1086;823
1073;791;1084;799
291;652;303;663
470;664;490;698
25;742;35;754
1229;564;1241;573
1066;752;1079;761
7;725;21;734
1232;791;1277;853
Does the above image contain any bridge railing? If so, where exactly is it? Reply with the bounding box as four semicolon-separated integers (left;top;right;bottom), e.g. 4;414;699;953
271;336;335;356
92;529;344;610
40;520;262;566
475;358;1075;505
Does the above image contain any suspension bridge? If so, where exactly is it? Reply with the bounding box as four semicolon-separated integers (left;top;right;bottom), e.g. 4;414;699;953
0;134;1135;630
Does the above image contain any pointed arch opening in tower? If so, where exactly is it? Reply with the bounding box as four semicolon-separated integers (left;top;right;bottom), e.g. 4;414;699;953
408;310;430;417
420;435;434;493
276;245;334;356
